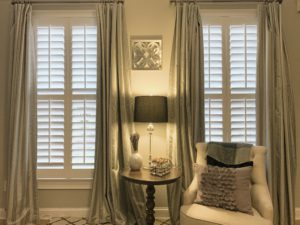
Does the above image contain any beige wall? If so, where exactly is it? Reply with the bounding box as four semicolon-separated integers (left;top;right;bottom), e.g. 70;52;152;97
0;0;299;211
126;0;175;208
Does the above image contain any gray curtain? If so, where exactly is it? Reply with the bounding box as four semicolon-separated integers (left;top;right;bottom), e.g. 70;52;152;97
88;2;146;225
6;3;39;225
256;3;296;225
167;2;205;224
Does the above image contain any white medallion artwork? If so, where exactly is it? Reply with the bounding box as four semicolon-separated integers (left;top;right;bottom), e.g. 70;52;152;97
131;37;162;70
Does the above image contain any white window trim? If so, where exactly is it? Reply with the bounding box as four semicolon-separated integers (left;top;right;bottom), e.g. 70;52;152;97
34;11;97;185
200;8;257;19
38;178;92;190
33;10;96;19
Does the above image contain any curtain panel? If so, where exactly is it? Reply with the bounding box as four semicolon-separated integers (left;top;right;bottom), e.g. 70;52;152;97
88;3;146;225
256;3;297;225
167;3;205;224
6;3;39;225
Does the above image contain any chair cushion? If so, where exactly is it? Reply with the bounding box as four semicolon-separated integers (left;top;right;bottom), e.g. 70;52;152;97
180;204;272;225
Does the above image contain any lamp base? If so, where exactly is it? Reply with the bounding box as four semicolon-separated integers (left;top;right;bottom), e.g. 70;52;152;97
143;160;152;170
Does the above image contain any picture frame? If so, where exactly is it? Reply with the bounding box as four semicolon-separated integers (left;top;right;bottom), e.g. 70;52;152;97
131;36;162;70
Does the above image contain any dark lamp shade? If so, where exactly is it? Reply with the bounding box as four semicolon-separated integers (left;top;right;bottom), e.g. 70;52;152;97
134;96;168;123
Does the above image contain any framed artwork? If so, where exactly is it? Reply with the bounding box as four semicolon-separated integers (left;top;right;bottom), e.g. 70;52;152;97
131;36;162;70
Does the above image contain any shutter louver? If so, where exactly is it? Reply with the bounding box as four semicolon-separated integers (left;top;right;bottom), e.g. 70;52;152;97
37;100;64;169
231;99;256;144
230;25;257;94
37;26;65;95
205;99;223;142
72;100;96;169
203;25;223;95
72;26;97;95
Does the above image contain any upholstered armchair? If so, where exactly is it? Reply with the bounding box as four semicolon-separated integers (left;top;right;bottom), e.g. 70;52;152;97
180;143;273;225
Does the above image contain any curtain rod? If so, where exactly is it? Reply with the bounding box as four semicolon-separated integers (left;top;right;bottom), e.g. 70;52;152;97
170;0;283;4
11;0;123;4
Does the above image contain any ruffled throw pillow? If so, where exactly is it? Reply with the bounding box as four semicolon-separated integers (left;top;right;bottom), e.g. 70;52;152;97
194;164;253;215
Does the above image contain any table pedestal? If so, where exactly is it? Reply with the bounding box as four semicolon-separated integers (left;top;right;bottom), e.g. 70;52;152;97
120;168;181;225
146;184;155;225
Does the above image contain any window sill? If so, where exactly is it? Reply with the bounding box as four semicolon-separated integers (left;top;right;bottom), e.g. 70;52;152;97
37;178;92;190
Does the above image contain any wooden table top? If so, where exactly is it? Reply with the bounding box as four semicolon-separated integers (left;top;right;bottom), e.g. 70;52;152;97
120;168;181;185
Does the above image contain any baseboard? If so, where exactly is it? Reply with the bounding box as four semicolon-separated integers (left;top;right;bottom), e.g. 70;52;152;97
40;208;89;219
296;207;300;221
155;207;169;219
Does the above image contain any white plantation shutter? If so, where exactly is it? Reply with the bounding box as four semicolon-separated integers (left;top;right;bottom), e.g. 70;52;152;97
72;26;97;95
230;25;257;94
37;100;64;169
71;26;97;169
231;99;256;143
35;16;97;178
37;27;65;95
203;25;223;95
205;99;223;142
37;26;65;169
72;100;96;169
203;14;257;144
230;24;257;144
204;25;224;142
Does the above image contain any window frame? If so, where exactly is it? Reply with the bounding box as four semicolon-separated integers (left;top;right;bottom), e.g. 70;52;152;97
202;9;258;144
33;11;97;184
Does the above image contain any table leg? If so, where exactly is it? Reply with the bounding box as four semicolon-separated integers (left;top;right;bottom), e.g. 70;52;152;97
146;184;155;225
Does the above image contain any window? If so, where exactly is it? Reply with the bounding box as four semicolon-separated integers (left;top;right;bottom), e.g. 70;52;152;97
34;12;97;179
203;10;257;144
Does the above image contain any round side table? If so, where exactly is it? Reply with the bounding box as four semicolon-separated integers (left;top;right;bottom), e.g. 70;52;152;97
120;168;181;225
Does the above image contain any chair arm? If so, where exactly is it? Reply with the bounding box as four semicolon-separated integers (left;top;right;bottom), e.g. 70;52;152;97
183;174;198;205
251;183;273;222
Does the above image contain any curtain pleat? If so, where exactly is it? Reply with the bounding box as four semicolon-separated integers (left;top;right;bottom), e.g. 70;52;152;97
167;3;205;224
6;3;39;225
256;3;297;225
88;3;145;225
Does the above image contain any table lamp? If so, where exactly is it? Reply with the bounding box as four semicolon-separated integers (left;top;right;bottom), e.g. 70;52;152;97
134;96;168;169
